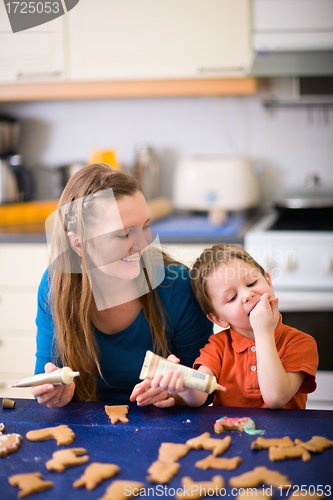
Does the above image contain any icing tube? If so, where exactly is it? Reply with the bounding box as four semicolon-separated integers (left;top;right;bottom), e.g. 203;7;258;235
139;350;225;394
11;367;80;388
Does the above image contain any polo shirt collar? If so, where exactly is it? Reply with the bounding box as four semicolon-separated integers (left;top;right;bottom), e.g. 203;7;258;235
229;313;284;353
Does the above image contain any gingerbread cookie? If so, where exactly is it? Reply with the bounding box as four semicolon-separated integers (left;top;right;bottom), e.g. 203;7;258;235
98;480;144;500
0;423;23;457
289;491;326;500
26;424;75;446
195;455;242;471
158;442;190;462
214;417;264;435
236;489;273;499
229;466;291;489
251;436;294;450
186;433;231;456
269;444;311;462
176;476;225;499
46;447;89;472
295;436;333;453
73;462;120;490
105;405;129;424
147;460;180;483
8;472;54;498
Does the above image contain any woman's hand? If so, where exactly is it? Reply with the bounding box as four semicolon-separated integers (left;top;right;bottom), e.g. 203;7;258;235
129;354;182;408
31;362;75;409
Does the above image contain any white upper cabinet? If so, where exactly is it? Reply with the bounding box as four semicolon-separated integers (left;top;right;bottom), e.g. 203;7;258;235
0;2;66;83
67;0;252;80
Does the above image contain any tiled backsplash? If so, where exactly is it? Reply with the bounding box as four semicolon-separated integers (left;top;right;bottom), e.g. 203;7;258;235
1;80;332;202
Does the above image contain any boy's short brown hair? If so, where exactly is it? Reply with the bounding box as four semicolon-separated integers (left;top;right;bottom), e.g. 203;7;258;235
190;244;266;316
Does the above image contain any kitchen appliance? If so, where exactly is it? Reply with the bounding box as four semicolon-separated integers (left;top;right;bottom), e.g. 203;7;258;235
0;115;34;203
249;0;333;77
0;114;19;203
245;204;333;410
173;157;260;212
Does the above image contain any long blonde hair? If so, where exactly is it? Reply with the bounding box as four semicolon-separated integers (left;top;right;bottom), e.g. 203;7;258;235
49;163;172;401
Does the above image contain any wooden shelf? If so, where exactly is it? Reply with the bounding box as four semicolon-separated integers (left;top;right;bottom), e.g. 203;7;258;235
0;78;257;102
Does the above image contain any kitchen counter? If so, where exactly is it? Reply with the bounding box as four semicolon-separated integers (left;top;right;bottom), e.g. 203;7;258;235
0;222;47;243
0;212;259;244
1;400;333;499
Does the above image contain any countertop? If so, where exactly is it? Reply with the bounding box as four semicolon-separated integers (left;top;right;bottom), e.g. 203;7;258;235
0;212;259;244
1;400;333;499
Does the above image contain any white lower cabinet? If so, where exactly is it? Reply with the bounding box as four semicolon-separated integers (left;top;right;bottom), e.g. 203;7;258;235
0;243;49;399
162;243;212;268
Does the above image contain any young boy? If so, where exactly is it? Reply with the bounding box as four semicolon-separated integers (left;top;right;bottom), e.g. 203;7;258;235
151;244;318;409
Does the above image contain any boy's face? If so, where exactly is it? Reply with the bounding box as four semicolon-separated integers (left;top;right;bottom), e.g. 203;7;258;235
205;258;275;338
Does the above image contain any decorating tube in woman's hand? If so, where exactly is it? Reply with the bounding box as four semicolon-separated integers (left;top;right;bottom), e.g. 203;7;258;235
10;367;80;388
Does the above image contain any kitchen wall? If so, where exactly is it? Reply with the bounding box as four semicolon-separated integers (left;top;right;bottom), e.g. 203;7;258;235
1;78;332;202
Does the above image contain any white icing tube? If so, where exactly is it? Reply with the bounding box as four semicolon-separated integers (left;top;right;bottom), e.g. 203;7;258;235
11;367;80;388
139;350;225;394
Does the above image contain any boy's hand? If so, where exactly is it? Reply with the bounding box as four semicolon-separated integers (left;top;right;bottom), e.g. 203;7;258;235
249;293;279;336
150;354;186;395
130;354;182;408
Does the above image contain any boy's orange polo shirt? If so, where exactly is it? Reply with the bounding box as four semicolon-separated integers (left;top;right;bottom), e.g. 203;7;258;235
194;315;318;409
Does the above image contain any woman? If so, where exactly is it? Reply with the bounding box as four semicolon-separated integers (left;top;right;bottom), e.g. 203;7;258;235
33;163;213;408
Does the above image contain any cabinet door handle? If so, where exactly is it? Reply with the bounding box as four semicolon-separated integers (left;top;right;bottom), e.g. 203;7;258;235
194;65;245;73
16;71;62;79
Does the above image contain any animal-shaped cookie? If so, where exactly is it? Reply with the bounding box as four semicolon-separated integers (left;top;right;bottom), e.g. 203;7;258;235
229;466;291;489
269;444;311;462
98;480;144;500
251;436;294;450
8;472;54;498
236;489;273;499
295;436;333;453
176;476;225;499
46;447;89;472
158;442;190;462
105;405;129;424
289;491;326;500
26;424;75;445
73;462;120;490
147;460;180;483
186;433;231;456
0;423;23;457
195;455;242;471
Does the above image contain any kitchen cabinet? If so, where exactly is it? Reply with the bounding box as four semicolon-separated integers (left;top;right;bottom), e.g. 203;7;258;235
162;243;221;335
0;0;257;100
0;243;49;399
67;0;252;81
162;243;212;268
0;2;65;83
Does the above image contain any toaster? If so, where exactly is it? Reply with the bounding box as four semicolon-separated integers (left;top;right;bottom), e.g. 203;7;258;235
173;157;260;211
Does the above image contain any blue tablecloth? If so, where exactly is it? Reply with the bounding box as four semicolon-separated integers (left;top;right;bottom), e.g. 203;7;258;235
1;401;333;499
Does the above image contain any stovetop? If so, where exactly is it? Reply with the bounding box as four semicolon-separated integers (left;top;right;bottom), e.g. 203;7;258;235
269;207;333;231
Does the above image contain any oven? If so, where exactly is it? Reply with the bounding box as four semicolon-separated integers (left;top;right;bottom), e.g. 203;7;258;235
244;206;333;410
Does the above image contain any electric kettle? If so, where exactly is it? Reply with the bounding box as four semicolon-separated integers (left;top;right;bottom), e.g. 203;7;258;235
0;114;34;204
0;115;19;203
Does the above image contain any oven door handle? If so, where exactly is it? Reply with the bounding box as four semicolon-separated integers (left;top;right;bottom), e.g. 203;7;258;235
277;290;333;312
